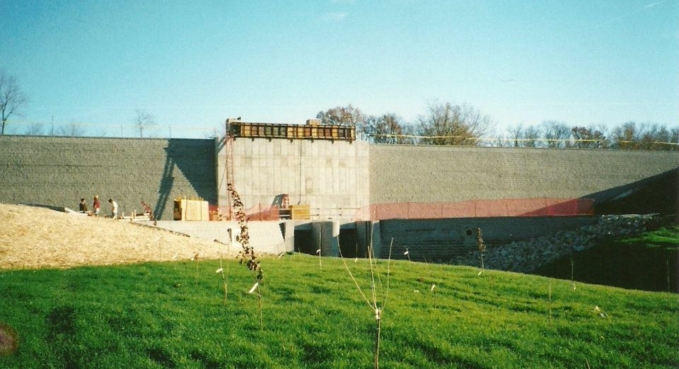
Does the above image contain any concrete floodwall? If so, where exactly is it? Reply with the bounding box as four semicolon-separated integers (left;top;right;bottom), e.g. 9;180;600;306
356;198;594;220
3;135;677;225
217;137;370;222
0;136;217;220
370;145;679;207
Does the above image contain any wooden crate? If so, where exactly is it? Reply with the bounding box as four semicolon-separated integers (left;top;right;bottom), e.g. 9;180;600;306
174;199;209;221
289;204;310;220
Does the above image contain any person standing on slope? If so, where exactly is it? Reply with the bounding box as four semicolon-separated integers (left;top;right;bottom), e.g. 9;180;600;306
93;195;101;216
108;198;118;219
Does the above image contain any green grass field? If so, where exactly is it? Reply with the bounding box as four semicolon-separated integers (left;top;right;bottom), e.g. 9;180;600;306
1;251;678;368
620;226;679;248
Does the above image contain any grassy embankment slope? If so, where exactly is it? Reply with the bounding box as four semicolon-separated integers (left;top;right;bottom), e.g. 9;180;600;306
1;253;677;368
535;226;679;293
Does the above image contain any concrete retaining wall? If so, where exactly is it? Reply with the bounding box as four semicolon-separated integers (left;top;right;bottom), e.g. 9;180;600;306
0;136;216;220
370;145;679;205
3;136;676;223
217;137;370;221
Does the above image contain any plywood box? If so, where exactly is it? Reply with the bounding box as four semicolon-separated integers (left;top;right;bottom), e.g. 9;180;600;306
174;199;209;221
290;204;310;220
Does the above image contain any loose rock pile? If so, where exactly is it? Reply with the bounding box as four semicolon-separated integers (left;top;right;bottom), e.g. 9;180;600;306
457;214;657;273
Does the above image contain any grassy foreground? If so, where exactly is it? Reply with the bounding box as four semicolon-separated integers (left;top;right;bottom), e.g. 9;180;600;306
1;254;678;368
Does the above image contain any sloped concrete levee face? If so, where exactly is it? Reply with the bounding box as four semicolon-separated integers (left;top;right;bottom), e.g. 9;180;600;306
369;145;679;207
217;137;370;220
0;136;216;220
377;217;600;262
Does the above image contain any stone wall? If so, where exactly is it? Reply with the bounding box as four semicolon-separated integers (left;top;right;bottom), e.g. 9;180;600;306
0;136;216;220
455;214;658;273
375;216;600;262
371;214;659;273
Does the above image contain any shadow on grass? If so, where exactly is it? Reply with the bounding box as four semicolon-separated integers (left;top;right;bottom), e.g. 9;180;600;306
46;305;78;368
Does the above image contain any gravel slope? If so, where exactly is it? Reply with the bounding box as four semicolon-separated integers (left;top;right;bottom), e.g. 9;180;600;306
0;204;236;270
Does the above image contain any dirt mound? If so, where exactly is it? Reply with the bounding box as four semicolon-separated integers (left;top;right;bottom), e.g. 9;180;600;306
0;204;235;270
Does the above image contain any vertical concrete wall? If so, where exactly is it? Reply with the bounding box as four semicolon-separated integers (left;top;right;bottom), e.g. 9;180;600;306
370;145;679;205
217;137;370;220
312;221;340;257
2;135;676;225
0;136;216;220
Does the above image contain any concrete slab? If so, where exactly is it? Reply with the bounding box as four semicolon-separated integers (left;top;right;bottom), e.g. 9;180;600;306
139;220;288;255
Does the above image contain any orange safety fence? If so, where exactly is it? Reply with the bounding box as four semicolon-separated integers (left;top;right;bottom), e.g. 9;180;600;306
217;203;281;221
354;198;594;221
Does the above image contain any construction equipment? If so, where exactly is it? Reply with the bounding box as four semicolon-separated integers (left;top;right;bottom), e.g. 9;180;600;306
227;118;355;142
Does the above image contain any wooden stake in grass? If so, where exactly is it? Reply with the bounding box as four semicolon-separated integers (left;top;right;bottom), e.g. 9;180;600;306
570;254;576;290
339;238;392;369
423;258;440;309
548;280;553;324
193;253;200;284
318;224;323;270
215;231;231;304
154;236;163;261
666;249;671;293
216;264;227;303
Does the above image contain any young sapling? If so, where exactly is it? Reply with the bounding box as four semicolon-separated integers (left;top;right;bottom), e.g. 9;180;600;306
476;228;486;276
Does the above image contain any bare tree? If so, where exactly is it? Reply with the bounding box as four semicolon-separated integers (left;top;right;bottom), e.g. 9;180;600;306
522;126;541;148
133;109;156;138
505;124;541;147
96;128;109;137
609;122;678;150
670;127;679;151
364;113;412;144
542;120;572;148
571;125;610;149
316;104;367;135
418;102;492;145
639;123;675;150
507;124;525;147
56;123;87;137
24;122;45;136
612;121;643;150
204;125;224;140
0;70;29;135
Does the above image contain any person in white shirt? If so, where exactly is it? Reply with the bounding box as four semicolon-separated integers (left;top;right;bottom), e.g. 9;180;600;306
108;198;118;219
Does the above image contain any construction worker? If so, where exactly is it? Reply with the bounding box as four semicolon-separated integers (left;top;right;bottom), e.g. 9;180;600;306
79;198;88;213
93;195;101;216
108;198;118;219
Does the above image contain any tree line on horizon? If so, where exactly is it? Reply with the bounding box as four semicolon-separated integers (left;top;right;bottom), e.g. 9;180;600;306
2;69;677;150
317;103;679;151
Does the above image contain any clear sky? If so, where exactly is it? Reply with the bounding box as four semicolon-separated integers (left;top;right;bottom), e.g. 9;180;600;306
3;0;678;139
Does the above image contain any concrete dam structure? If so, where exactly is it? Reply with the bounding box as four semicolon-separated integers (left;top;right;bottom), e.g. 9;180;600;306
1;122;677;263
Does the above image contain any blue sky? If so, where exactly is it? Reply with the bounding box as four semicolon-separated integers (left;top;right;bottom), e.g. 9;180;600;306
3;0;678;138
